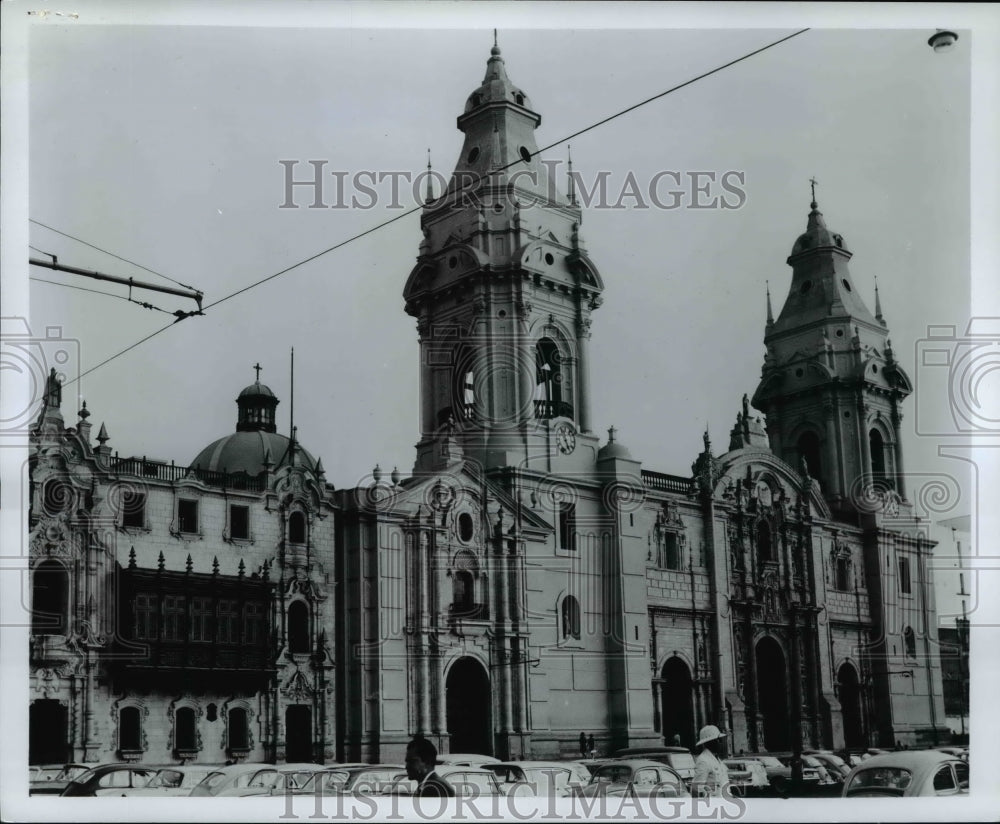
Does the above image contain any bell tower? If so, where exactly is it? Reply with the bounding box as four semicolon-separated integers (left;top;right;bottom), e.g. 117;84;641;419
752;195;913;516
404;42;605;474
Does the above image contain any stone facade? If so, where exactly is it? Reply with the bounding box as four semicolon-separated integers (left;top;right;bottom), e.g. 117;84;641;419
27;43;949;767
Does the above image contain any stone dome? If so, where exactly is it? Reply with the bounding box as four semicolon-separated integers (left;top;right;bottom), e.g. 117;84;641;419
463;45;533;114
191;430;316;477
598;426;633;460
790;201;849;257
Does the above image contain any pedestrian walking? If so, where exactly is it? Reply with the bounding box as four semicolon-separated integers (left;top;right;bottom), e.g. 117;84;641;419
587;734;596;759
579;732;588;758
692;725;729;798
405;736;456;798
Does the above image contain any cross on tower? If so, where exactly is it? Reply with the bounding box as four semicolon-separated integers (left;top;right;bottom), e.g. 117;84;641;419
253;362;262;381
809;176;818;203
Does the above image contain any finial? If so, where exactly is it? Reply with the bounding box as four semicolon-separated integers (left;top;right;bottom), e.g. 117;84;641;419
391;466;401;486
212;555;220;575
607;425;617;444
703;426;711;451
157;550;165;571
128;546;137;569
253;362;262;381
765;280;774;325
567;144;576;205
492;28;499;54
809;176;818;208
97;423;110;445
425;148;434;203
373;463;383;483
238;558;246;577
874;275;884;321
185;553;193;573
78;400;90;420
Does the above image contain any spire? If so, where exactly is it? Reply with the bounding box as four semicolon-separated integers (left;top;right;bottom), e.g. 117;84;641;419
874;275;885;323
425;148;434;203
765;280;774;325
97;422;110;444
567;144;577;205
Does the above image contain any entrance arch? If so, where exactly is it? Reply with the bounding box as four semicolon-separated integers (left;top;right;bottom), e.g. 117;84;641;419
660;657;695;748
837;663;864;750
30;700;68;764
445;657;492;755
285;706;313;763
755;637;789;751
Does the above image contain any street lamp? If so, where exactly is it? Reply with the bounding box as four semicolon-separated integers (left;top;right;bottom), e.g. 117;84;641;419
927;30;959;53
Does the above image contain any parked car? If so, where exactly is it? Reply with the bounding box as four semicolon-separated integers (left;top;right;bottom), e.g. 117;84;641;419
189;763;273;797
613;747;696;788
119;765;215;796
29;763;90;796
723;758;769;795
290;765;405;796
214;763;326;797
483;761;591;797
60;763;158;796
842;750;969;797
580;759;689;799
381;765;502;797
803;750;851;781
741;753;821;794
436;753;502;767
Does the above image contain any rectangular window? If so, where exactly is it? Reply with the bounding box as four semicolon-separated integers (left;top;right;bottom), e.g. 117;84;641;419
178;499;199;534
836;557;851;591
559;504;576;551
134;593;157;640
898;556;912;594
244;601;263;645
122;491;146;528
191;597;213;642
218;599;239;644
230;505;250;540
663;533;680;570
163;595;185;641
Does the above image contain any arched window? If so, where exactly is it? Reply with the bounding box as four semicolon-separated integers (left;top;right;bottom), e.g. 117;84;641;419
536;337;571;419
756;520;774;565
288;601;310;654
228;707;249;751
452;571;475;615
32;560;68;635
288;511;306;544
869;429;887;476
174;707;197;752
561;595;581;640
119;706;142;752
903;626;916;659
836;556;851;591
797;431;822;480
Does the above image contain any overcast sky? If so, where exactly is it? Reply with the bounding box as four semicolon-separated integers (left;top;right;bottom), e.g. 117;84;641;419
15;6;994;529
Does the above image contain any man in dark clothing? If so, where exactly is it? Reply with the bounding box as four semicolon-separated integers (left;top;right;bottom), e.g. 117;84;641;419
405;736;456;798
587;734;596;758
580;732;588;758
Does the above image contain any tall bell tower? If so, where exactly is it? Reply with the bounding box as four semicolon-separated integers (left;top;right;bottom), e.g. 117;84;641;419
404;42;605;474
752;195;913;516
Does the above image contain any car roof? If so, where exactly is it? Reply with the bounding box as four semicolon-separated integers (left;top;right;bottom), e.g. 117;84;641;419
596;759;678;770
851;750;961;771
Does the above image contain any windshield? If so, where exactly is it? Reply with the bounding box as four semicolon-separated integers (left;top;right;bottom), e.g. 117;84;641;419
668;754;696;771
848;767;912;792
146;770;184;789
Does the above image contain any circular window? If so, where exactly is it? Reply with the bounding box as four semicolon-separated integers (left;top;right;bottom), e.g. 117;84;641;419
497;309;507;318
844;411;851;419
800;280;812;294
836;329;844;337
458;512;475;542
493;202;504;213
544;252;555;265
795;368;804;378
519;146;532;163
448;256;458;269
467;147;480;164
842;278;852;292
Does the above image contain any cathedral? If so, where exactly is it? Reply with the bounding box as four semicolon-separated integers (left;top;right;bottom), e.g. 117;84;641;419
27;42;948;768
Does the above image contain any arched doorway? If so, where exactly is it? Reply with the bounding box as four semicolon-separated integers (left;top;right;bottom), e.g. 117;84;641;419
661;657;695;749
285;705;313;763
446;657;492;755
755;637;789;751
838;663;864;750
30;700;68;764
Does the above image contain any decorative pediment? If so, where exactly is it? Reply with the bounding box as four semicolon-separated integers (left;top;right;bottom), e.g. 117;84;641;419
281;669;314;703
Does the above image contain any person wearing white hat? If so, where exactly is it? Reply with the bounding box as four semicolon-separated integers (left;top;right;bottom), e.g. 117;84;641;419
692;724;729;798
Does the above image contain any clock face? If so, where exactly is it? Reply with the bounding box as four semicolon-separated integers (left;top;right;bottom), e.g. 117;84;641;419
555;423;576;454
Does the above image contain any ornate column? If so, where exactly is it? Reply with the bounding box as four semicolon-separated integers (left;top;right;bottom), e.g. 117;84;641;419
575;309;595;433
